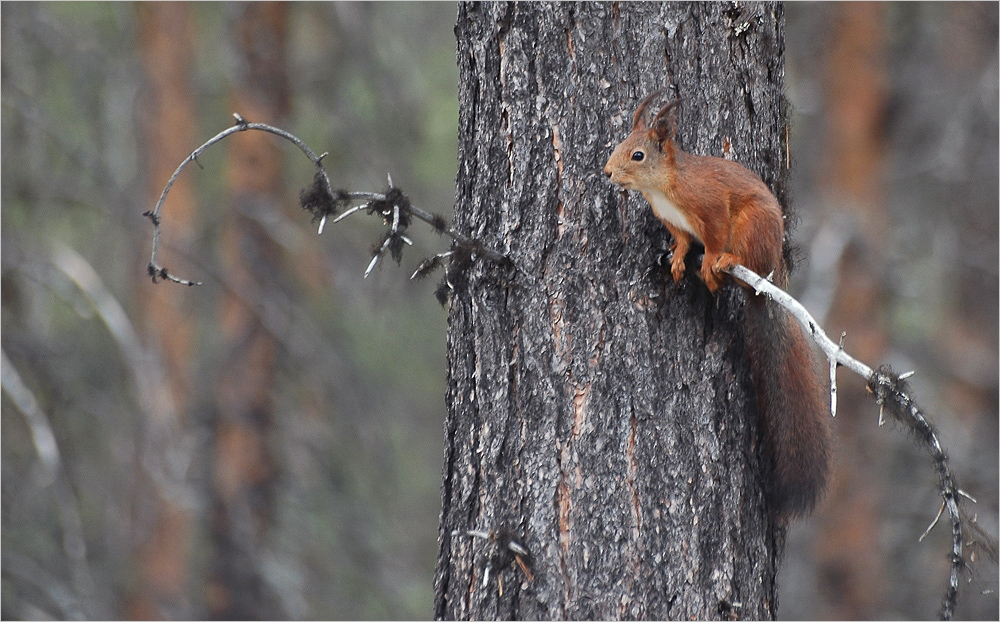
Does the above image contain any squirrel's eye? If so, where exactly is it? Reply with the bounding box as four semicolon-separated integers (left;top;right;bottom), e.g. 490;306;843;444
631;150;645;162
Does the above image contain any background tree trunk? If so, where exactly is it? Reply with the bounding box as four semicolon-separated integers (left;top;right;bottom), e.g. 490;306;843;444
207;2;289;618
435;3;789;619
129;4;198;618
809;4;890;618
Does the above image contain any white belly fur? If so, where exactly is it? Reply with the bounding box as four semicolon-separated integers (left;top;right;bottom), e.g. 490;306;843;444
644;189;699;240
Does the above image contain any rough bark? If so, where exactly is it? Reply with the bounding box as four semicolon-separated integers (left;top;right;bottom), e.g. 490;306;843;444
435;3;789;619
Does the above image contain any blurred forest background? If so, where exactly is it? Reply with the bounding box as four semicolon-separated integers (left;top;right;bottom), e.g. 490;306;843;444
1;2;996;620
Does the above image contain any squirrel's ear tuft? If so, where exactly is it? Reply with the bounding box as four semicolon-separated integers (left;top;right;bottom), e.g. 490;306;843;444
651;98;682;144
632;89;664;131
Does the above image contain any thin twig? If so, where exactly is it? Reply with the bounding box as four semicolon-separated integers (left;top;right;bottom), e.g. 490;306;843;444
920;502;947;543
332;204;368;224
830;332;846;418
145;117;336;285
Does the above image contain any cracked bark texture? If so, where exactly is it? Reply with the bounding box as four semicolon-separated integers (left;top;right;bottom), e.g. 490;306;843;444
436;3;789;619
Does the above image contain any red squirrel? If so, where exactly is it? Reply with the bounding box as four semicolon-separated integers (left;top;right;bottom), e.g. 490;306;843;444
603;92;831;519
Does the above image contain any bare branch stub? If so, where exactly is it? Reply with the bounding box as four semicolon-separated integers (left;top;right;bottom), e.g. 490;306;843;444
451;527;534;591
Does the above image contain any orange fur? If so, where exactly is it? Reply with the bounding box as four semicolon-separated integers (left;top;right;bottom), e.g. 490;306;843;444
604;94;830;519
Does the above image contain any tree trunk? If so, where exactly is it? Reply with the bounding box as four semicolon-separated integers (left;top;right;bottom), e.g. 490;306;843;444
206;3;290;618
435;3;789;619
811;4;890;619
129;4;198;618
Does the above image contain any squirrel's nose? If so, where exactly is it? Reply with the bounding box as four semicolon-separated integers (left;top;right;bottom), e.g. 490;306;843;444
603;167;612;179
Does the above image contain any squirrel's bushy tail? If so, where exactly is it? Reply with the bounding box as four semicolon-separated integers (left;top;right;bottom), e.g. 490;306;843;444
743;295;832;519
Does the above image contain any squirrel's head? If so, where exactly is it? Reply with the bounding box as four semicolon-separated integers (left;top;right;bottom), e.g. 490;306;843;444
603;92;682;191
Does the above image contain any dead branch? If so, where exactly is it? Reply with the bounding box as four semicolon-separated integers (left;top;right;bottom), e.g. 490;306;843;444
726;263;989;621
145;113;510;289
